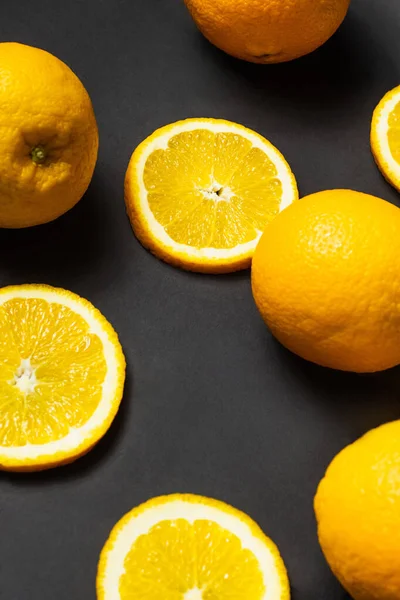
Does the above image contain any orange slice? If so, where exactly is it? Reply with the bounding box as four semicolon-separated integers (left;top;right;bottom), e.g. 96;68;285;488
0;285;125;471
97;494;290;600
371;85;400;192
125;119;298;273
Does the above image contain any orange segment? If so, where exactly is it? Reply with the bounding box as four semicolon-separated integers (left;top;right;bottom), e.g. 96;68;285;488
213;132;253;182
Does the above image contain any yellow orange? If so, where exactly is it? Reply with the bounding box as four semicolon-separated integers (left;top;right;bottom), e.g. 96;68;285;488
0;42;98;228
315;420;400;600
184;0;351;63
252;189;400;372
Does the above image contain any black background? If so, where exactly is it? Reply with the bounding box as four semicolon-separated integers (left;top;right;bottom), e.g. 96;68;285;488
0;1;399;598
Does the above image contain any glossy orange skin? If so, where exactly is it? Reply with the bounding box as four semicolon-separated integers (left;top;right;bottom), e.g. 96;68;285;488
252;189;400;372
184;0;351;63
315;420;400;600
0;43;98;228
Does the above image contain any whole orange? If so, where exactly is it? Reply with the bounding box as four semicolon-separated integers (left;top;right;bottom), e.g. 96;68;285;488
184;0;351;63
0;43;98;228
251;189;400;372
315;420;400;600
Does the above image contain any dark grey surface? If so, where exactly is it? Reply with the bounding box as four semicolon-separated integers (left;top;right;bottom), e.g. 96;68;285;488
0;0;399;598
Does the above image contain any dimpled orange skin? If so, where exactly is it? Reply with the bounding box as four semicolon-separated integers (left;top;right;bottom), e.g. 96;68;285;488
314;420;400;600
0;42;98;228
251;189;400;373
184;0;351;63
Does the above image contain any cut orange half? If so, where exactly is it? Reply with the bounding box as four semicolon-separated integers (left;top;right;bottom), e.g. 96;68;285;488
125;119;298;273
371;85;400;192
97;494;290;600
0;285;125;471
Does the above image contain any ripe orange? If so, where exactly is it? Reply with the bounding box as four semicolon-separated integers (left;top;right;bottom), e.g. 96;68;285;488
184;0;351;63
251;189;400;373
0;42;98;228
315;420;400;600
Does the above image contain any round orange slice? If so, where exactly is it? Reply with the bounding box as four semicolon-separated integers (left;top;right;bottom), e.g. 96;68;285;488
0;284;125;471
125;118;298;273
97;494;290;600
371;85;400;192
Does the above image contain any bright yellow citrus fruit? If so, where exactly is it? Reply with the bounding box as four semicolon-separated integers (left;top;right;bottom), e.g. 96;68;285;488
371;85;400;193
0;285;125;471
0;42;98;228
125;118;298;273
252;189;400;373
97;494;290;600
184;0;351;63
315;420;400;600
